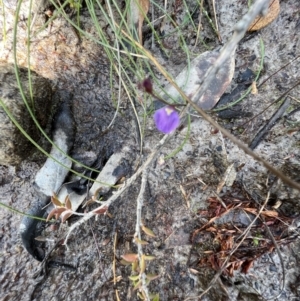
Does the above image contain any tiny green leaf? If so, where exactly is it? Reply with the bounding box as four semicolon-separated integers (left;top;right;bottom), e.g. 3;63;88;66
144;255;156;261
51;194;63;207
128;275;140;281
142;225;156;237
134;237;149;245
133;280;142;291
120;259;131;266
146;274;160;281
132;260;139;272
140;255;146;274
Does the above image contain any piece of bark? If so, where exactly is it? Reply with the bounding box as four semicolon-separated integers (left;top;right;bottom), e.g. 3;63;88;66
164;49;235;110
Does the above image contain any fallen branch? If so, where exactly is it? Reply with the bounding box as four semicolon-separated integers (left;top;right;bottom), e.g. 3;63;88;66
64;132;172;246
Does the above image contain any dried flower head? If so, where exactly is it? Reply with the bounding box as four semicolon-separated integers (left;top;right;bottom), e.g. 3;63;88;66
138;77;153;94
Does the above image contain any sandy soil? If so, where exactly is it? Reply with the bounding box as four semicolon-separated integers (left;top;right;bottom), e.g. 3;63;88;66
0;0;300;300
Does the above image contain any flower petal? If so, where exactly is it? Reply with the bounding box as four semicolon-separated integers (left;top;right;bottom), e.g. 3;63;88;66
154;106;180;134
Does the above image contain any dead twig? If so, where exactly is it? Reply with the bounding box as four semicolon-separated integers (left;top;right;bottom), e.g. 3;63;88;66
257;54;300;89
210;0;221;42
64;132;173;246
113;232;121;300
249;96;290;149
240;80;300;130
193;0;204;50
134;168;150;300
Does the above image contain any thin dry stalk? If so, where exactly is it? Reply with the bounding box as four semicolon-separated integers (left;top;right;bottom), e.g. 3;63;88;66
260;215;285;300
135;168;150;300
113;232;121;300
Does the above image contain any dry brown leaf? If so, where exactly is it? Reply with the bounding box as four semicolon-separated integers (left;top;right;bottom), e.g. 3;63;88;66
251;81;258;94
60;210;73;223
203;250;214;254
189;268;200;274
206;227;217;232
241;259;254;274
243;207;257;215
138;0;149;43
228;263;234;277
65;195;72;210
180;184;187;198
244;208;278;217
221;235;234;251
248;0;280;31
128;0;150;44
209;254;220;271
46;207;66;222
51;193;63;207
226;230;237;233
121;253;138;263
261;210;278;217
180;184;191;208
92;206;108;215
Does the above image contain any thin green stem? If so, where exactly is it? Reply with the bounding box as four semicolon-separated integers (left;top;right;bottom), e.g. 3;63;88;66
0;201;49;222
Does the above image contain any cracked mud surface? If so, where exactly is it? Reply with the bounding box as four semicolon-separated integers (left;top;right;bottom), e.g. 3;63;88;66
1;0;300;300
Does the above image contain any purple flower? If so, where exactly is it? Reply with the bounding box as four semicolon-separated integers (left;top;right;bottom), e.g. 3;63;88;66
154;106;180;134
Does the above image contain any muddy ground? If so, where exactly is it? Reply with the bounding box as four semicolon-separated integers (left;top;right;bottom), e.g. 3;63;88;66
1;0;300;300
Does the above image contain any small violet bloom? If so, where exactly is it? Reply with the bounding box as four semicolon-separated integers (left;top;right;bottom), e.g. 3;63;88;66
154;106;180;134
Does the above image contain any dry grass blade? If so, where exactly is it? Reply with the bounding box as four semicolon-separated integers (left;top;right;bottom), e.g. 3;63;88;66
128;0;150;44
